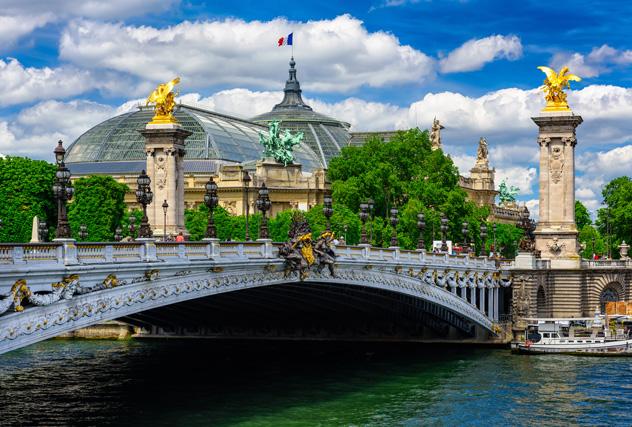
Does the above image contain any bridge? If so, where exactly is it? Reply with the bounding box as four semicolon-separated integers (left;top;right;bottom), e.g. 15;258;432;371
0;239;511;354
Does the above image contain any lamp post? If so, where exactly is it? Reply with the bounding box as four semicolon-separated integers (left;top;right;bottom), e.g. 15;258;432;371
52;140;74;239
417;213;425;250
79;224;88;241
480;223;488;257
461;221;469;255
492;222;497;257
440;214;448;253
243;170;251;241
204;177;219;239
256;183;272;239
359;202;369;244
367;198;374;244
128;215;136;240
161;200;169;241
114;227;122;242
135;170;153;238
39;221;47;242
323;193;333;232
390;207;399;247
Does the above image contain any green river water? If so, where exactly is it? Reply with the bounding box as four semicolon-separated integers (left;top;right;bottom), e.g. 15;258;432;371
1;339;631;426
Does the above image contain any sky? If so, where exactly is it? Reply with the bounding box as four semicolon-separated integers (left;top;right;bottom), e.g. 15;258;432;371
1;0;632;217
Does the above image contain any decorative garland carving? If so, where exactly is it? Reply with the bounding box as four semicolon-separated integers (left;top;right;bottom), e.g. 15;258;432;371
550;145;565;184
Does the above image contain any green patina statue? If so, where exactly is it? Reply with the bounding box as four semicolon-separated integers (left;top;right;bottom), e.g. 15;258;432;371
259;121;304;166
498;180;519;204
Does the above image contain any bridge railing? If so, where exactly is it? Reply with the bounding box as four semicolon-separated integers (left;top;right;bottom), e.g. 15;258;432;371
0;240;498;269
581;259;631;268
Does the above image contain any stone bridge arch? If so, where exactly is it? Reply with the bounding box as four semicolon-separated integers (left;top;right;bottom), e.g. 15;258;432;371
0;262;498;354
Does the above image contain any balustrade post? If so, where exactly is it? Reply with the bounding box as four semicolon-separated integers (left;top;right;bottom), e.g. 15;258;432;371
139;238;158;262
178;244;186;259
105;245;114;263
59;239;78;265
13;246;25;264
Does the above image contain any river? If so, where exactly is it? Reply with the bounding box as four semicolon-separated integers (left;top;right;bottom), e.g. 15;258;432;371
1;339;631;426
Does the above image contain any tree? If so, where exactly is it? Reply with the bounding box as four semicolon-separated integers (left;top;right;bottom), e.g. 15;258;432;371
596;176;632;258
326;128;512;251
0;157;56;242
578;225;605;259
575;200;592;230
67;175;129;241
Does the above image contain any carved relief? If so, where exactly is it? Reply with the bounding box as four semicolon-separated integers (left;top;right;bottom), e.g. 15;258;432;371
155;155;167;190
547;237;566;256
561;136;576;146
223;201;237;215
537;136;551;146
549;145;565;183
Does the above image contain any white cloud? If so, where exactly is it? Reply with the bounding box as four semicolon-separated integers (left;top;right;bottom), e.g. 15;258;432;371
0;14;53;49
0;58;96;107
550;44;632;78
0;100;116;158
495;166;537;196
525;199;539;221
2;0;178;20
59;15;436;93
439;35;522;73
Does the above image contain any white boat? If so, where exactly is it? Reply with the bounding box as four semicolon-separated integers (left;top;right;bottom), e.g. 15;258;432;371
513;314;632;356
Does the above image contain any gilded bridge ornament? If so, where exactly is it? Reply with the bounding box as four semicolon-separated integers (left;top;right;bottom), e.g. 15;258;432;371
146;77;181;125
537;66;581;112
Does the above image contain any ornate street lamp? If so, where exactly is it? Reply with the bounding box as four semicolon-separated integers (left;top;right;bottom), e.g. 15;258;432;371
79;224;88;241
114;227;122;242
135;170;153;238
204;177;219;239
417;213;425;250
243;170;252;241
461;221;469;254
39;221;47;242
256;183;272;239
492;222;497;257
323;193;334;232
162;200;169;241
52;140;74;239
440;214;449;252
128;215;136;239
367;198;374;244
480;223;488;256
359;202;369;244
390;207;399;247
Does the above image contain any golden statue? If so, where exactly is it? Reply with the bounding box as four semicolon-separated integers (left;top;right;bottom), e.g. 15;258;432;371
537;66;581;112
146;77;181;124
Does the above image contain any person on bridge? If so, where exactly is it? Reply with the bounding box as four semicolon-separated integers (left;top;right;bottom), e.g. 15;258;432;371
176;232;185;242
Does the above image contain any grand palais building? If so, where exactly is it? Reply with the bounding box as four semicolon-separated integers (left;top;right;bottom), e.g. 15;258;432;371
64;58;521;223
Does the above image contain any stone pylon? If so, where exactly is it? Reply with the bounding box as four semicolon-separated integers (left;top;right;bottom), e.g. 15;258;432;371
532;111;583;268
140;123;191;238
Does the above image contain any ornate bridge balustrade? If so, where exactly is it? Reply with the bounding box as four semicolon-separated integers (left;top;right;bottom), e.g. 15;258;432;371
0;240;511;354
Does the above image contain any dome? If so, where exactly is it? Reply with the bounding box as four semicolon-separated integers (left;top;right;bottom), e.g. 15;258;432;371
65;104;325;175
251;58;351;167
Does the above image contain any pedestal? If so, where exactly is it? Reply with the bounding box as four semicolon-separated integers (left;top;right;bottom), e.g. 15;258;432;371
532;111;582;268
140;123;192;238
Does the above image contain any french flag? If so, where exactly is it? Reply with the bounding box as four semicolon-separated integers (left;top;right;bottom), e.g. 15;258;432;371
278;32;293;46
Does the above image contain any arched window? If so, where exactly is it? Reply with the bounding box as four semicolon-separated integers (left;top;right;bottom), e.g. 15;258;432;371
600;286;621;313
537;286;546;317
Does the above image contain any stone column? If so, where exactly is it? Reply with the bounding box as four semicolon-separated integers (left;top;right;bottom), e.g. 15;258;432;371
493;287;499;321
471;284;477;308
487;287;494;319
533;112;583;268
140;123;191;238
480;286;485;313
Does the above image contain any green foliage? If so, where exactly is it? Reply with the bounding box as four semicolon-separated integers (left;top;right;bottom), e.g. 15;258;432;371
0;157;56;243
119;209;143;239
575;200;592;230
596;176;632;258
67;175;129;241
326;128;520;253
305;203;361;245
491;223;524;258
578;225;606;259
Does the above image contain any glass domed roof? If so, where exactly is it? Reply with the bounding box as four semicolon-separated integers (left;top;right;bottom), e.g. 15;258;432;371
65;104;324;173
251;58;351;168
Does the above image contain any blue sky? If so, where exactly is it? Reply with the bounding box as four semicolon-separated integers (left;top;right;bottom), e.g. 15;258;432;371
1;0;632;216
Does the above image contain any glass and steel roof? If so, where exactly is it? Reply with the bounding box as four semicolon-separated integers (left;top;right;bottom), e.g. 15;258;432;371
65;104;324;173
250;58;351;168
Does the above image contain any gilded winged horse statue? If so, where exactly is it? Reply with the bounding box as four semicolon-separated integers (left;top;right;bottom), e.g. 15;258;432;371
537;66;581;112
146;77;181;124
